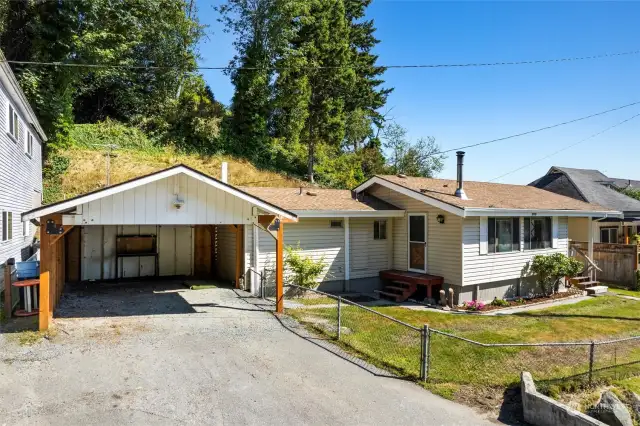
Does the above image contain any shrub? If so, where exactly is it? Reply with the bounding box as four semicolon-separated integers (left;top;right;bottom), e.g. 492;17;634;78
284;244;326;289
529;253;584;296
633;269;640;291
515;297;526;305
490;297;509;307
462;300;485;311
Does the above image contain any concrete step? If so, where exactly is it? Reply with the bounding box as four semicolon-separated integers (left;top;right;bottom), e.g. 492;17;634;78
586;285;608;295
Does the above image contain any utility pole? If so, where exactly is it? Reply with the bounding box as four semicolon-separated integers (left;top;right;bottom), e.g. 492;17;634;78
91;144;119;187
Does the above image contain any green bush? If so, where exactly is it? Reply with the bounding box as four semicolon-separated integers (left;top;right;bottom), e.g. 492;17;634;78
70;119;159;153
529;253;584;296
490;298;509;307
284;244;326;289
633;270;640;291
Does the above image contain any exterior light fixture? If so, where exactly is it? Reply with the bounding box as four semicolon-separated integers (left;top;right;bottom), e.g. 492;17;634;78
437;214;445;224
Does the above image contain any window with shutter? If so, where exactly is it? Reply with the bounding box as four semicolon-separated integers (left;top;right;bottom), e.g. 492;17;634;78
524;217;552;250
488;217;521;253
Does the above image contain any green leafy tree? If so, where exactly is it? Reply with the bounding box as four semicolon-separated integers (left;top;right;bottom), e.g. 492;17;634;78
382;122;445;177
529;253;584;296
619;187;640;201
284;244;326;288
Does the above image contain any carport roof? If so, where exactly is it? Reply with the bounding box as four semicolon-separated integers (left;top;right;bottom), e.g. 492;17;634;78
22;164;298;221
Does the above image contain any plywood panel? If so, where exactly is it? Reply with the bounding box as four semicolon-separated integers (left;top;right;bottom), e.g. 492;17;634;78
123;190;135;224
175;226;192;276
112;192;124;224
158;226;176;276
82;226;102;280
134;186;146;224
103;225;117;279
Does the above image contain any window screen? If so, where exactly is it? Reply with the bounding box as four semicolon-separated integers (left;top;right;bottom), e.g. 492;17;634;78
524;217;552;250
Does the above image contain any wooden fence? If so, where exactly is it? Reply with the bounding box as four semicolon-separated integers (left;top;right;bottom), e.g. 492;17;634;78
570;241;639;286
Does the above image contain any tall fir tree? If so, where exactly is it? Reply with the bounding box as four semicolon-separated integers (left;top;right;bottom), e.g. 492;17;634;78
274;0;355;182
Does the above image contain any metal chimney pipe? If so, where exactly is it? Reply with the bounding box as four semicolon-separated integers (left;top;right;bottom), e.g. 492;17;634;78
221;162;228;183
455;151;469;200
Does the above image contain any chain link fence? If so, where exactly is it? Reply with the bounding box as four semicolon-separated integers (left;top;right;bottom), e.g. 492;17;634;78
284;284;640;390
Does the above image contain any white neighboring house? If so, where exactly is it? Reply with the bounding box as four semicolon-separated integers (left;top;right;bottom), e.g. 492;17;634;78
0;53;46;266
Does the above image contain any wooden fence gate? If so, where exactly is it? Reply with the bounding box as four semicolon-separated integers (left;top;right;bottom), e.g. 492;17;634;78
570;241;639;286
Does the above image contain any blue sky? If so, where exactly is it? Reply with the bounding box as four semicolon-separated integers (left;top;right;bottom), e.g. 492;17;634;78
195;0;640;184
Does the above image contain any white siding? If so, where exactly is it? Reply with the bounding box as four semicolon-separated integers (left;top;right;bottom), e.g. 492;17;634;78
349;218;391;279
216;225;237;282
258;218;346;285
463;216;569;286
0;83;42;265
69;173;256;225
367;184;463;285
244;224;254;290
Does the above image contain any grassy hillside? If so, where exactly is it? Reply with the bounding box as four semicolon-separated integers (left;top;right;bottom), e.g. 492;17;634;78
47;122;302;203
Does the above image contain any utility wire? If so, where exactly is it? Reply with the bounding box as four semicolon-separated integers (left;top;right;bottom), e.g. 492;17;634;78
489;112;640;183
435;100;640;155
3;49;639;71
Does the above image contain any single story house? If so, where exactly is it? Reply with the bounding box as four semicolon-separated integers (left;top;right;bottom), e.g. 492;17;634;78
23;153;620;330
530;166;640;243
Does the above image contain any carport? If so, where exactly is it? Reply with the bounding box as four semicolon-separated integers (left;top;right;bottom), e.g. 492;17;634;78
21;164;297;330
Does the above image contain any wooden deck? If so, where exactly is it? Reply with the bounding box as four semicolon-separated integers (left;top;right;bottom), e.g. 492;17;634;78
378;270;444;302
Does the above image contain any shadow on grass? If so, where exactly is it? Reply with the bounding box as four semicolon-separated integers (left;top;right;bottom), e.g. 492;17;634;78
513;312;640;322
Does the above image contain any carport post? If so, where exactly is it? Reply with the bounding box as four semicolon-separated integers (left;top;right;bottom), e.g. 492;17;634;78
275;221;284;313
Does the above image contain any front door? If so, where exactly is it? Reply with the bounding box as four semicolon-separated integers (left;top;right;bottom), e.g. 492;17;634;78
408;213;427;272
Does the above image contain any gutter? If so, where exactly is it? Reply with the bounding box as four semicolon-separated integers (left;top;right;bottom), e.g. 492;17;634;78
462;208;624;218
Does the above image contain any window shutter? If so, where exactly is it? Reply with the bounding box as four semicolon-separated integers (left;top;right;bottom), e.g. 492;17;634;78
512;217;520;251
479;217;489;254
552;216;559;248
524;217;531;250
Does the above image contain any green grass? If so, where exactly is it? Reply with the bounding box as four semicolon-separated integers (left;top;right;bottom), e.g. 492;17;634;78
615;376;640;394
288;296;640;401
293;296;337;306
608;286;640;298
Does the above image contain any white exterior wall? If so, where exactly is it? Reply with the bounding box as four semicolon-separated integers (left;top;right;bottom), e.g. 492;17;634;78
349;217;392;280
463;216;569;286
0;84;43;265
367;184;463;285
257;218;346;285
68;173;256;226
81;225;193;280
215;225;237;282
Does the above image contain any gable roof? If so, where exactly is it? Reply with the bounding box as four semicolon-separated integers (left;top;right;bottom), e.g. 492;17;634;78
531;167;640;215
22;164;298;221
355;175;621;217
239;187;403;217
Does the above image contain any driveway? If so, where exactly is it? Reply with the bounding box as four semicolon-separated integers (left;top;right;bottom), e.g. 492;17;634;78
0;283;494;425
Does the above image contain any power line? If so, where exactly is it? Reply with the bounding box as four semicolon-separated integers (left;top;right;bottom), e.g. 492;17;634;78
3;49;639;71
435;100;640;155
489;112;640;183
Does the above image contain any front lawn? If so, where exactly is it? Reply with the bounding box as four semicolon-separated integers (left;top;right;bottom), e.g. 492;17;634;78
608;286;640;298
287;296;640;403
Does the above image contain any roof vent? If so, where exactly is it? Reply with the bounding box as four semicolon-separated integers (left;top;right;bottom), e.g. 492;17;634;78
397;173;407;179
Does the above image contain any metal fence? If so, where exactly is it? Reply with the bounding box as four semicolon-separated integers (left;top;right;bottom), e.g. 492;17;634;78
284;284;640;389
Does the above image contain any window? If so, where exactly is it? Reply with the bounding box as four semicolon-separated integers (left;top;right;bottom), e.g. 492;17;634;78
330;220;343;228
488;217;520;253
373;220;387;240
2;211;12;241
25;132;33;157
600;227;618;243
8;104;19;141
524;217;552;250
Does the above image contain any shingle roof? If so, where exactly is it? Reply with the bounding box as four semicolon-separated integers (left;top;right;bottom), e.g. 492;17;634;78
238;187;401;212
533;167;640;214
374;175;613;212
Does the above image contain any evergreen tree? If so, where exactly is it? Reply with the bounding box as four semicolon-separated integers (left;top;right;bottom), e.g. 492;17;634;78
274;0;355;182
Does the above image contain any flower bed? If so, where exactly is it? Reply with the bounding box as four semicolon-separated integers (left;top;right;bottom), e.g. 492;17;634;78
458;291;582;313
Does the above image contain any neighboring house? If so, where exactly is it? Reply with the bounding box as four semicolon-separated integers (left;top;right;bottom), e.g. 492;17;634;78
0;52;46;266
530;167;640;243
23;152;619;324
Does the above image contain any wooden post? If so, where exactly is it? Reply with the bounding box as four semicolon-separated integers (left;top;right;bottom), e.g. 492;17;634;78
275;221;284;313
3;259;12;318
39;218;51;331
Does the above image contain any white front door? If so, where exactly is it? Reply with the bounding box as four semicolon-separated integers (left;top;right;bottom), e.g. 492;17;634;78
408;213;427;273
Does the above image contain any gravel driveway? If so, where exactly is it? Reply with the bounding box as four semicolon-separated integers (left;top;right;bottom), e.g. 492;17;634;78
0;283;494;425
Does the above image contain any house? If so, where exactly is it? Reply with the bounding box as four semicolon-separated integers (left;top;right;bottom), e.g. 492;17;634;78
530;167;640;243
22;153;620;330
0;51;46;267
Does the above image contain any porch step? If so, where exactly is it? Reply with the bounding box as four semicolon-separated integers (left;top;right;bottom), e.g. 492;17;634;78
572;276;592;282
375;290;403;302
386;286;409;293
576;281;600;289
586;285;608;295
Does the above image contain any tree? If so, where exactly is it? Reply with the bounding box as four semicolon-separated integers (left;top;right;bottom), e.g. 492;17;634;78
529;253;584;296
274;0;355;182
217;0;295;164
382;122;446;177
